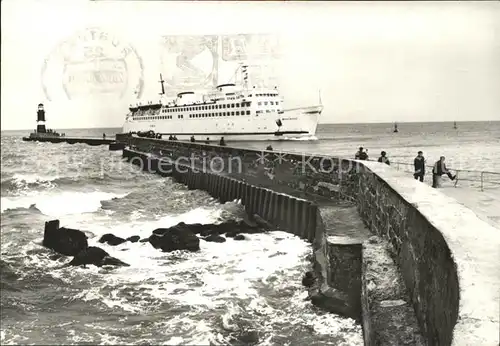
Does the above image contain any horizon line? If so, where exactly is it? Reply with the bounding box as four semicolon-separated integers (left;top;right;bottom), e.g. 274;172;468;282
2;119;499;132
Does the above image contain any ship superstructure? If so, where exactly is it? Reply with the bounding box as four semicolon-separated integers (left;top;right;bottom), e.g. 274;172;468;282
123;64;323;141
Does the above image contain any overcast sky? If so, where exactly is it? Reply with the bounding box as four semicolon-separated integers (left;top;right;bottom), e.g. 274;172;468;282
1;0;499;130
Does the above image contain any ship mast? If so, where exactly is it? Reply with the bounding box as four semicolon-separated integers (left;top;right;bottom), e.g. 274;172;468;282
159;73;165;96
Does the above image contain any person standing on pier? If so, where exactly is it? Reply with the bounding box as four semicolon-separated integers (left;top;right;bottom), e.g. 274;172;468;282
103;133;106;140
190;135;195;143
432;156;456;188
355;147;368;160
219;137;226;146
413;151;426;182
377;151;390;165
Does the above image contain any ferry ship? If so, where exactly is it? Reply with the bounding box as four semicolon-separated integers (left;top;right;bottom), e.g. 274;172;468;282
122;64;323;141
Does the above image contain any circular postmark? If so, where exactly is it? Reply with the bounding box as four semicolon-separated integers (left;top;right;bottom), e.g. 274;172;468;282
41;27;144;101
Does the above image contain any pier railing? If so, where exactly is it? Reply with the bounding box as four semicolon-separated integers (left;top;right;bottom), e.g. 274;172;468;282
390;161;500;191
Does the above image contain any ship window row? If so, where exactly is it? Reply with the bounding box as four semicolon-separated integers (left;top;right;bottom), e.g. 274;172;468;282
189;110;251;118
132;110;253;120
258;101;280;106
160;102;251;114
133;115;173;120
254;93;278;97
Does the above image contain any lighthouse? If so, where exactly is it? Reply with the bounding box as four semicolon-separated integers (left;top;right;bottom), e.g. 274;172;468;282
36;103;47;133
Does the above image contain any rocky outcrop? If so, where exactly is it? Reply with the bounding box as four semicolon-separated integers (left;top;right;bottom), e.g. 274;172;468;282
69;246;130;267
203;234;226;243
98;234;141;245
99;233;127;246
301;271;315;288
149;224;201;252
126;236;140;243
179;220;264;237
43;220;128;267
43;220;88;256
43;219;264;265
147;220;262;252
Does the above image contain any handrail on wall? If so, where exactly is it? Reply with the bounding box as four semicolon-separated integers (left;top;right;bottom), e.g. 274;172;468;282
390;161;500;191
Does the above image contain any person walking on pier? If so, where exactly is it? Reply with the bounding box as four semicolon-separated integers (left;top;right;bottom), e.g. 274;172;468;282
413;151;426;182
432;156;456;188
377;151;390;165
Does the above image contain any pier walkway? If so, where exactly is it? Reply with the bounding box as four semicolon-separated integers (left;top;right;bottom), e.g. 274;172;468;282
439;186;500;229
389;160;500;229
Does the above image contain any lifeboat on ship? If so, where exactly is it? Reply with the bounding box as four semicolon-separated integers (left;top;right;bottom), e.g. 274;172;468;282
138;104;151;111
150;102;162;110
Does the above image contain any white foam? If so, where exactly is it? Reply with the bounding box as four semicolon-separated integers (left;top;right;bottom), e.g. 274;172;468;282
283;135;319;141
6;205;362;344
10;173;61;185
51;206;361;342
0;191;127;216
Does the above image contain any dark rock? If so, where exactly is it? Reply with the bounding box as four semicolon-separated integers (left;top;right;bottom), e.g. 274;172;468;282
126;235;140;243
225;231;238;238
149;226;200;252
69;246;129;267
237;330;259;344
43;219;88;256
302;271;315;287
139;238;150;243
236;220;265;234
199;229;213;237
184;223;206;234
213;219;239;234
204;234;226;243
151;220;264;241
233;234;246;241
99;233;127;246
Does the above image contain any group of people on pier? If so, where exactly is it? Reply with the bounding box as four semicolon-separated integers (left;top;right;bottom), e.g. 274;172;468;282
188;135;226;146
355;147;456;188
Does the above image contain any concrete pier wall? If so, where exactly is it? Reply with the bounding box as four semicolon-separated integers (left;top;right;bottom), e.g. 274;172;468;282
119;138;499;346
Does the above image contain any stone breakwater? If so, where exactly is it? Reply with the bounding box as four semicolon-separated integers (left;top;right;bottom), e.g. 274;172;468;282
115;135;499;346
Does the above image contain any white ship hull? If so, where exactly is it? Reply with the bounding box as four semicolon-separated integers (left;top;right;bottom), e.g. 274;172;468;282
123;105;322;141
